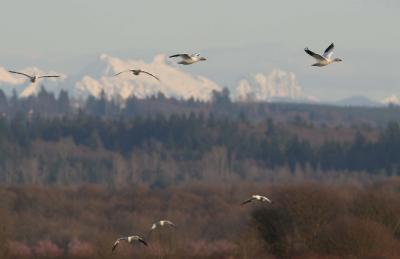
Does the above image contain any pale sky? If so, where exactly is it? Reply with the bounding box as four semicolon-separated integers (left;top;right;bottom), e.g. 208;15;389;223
0;0;399;101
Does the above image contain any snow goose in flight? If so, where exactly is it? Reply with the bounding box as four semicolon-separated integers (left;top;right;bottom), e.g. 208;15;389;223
150;220;177;231
169;53;207;65
113;69;160;81
111;235;148;252
304;43;343;67
241;195;272;205
8;71;61;83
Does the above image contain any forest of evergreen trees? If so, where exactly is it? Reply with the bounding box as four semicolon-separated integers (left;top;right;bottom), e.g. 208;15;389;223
0;87;400;186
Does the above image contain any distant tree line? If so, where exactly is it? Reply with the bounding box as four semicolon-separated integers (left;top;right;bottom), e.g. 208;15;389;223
0;87;71;117
1;86;400;127
0;106;400;185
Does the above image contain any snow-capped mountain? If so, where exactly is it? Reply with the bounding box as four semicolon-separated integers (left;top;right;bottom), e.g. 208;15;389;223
73;54;222;100
0;54;307;102
233;69;304;102
0;54;222;101
382;95;400;105
0;66;66;97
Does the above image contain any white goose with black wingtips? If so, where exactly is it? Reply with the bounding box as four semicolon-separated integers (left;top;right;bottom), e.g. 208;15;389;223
304;43;343;67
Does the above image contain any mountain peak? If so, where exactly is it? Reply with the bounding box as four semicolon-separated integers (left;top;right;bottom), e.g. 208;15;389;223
336;96;382;107
382;94;400;105
73;53;221;100
153;54;167;64
0;55;310;102
233;68;304;102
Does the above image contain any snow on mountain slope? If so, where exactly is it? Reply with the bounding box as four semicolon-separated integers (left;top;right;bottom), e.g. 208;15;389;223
0;54;307;102
0;67;26;85
74;54;222;100
382;95;400;105
0;66;66;97
233;69;304;102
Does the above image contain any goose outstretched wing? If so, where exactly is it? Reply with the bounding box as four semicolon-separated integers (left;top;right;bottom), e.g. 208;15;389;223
323;43;335;59
304;48;326;61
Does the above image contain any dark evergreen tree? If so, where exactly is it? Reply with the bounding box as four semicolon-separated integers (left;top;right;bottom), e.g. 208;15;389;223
57;90;70;114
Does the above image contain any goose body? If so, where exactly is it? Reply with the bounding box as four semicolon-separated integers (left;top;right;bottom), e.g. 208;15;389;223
113;69;160;81
304;43;343;67
8;71;60;83
150;220;177;231
169;53;207;65
111;235;148;252
241;195;272;205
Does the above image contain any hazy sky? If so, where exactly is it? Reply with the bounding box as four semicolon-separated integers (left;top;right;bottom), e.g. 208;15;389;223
1;0;399;101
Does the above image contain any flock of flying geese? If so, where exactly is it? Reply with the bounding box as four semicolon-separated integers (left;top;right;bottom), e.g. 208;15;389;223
7;43;340;253
111;195;271;253
7;53;209;83
7;43;342;85
108;43;340;253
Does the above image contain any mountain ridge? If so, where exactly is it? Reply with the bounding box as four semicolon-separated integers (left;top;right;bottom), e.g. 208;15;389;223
0;54;392;106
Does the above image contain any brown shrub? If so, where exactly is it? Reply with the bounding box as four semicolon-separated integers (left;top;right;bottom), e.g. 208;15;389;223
68;238;94;257
316;216;400;258
351;187;400;232
253;183;348;257
7;241;32;257
1;182;400;258
33;240;63;257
